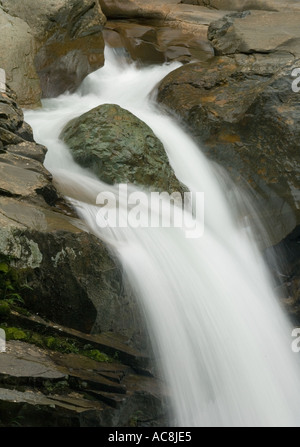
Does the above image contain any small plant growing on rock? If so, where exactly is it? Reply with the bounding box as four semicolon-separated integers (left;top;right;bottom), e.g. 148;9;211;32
0;256;32;320
0;258;23;302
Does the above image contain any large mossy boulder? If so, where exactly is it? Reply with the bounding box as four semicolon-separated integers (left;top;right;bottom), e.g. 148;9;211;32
60;103;186;194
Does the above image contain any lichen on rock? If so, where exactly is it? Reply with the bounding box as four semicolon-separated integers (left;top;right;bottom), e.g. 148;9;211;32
60;103;187;195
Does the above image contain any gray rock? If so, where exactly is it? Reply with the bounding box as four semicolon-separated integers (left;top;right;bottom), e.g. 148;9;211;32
0;341;166;427
0;162;57;206
6;142;47;163
1;0;105;39
0;342;67;380
60;103;186;195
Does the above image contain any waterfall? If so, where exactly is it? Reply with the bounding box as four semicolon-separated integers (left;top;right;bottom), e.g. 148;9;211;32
25;47;300;427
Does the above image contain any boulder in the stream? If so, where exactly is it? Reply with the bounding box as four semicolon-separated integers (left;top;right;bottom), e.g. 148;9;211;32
60;103;186;195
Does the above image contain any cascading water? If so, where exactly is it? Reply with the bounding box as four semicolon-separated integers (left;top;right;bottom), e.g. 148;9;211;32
25;47;300;427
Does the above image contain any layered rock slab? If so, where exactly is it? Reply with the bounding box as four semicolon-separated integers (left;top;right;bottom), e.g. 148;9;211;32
0;340;166;427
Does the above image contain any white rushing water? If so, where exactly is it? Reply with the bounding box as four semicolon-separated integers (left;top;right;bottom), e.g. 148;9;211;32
25;47;300;427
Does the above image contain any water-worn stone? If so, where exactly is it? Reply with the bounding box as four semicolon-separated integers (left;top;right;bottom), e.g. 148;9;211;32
6;142;47;163
104;21;213;64
100;1;230;67
60;103;186;194
33;0;107;98
0;0;107;105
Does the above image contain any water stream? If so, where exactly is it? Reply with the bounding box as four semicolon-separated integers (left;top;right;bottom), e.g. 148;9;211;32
25;47;300;427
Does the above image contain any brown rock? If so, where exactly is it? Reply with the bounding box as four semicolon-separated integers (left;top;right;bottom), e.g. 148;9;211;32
208;10;300;57
0;0;107;105
100;0;229;33
104;21;213;64
34;0;107;97
157;53;300;246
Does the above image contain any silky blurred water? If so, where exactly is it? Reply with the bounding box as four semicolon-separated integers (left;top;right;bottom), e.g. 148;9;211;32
25;47;300;427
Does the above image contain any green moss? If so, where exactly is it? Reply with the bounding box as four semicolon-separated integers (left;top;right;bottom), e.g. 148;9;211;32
0;255;27;307
43;379;69;395
5;327;27;341
0;325;112;362
81;349;111;363
12;306;31;317
22;332;79;354
0;300;11;317
30;332;45;346
44;336;79;354
129;411;144;427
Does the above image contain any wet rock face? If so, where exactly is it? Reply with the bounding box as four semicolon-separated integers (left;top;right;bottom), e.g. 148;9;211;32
100;0;229;64
157;52;300;246
155;7;300;247
33;0;107;98
268;225;300;324
60;103;186;195
0;0;107;106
